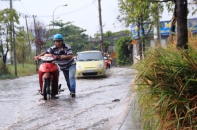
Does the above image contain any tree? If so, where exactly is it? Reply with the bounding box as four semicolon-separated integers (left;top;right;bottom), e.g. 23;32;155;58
29;21;47;55
103;31;114;38
103;31;114;52
118;0;163;59
167;0;189;49
47;21;89;54
16;29;28;66
0;24;9;74
0;8;19;72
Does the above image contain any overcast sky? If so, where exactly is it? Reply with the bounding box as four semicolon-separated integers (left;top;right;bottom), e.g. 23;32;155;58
1;0;125;36
0;0;196;36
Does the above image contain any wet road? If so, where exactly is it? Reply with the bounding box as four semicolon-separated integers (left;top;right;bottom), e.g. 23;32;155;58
0;67;140;130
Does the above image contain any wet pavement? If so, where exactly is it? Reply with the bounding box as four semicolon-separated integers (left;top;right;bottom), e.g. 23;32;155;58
118;94;142;130
0;67;142;130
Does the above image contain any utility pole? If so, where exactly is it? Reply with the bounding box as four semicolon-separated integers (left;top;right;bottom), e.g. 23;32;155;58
33;15;37;54
10;0;18;77
25;15;31;46
33;15;39;71
13;23;17;77
9;0;13;65
10;0;17;77
98;0;104;53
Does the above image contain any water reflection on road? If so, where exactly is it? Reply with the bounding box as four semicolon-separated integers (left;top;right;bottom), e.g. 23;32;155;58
0;67;140;130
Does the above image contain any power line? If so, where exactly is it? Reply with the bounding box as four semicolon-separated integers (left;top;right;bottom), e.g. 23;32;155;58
19;0;30;15
0;1;9;8
11;0;97;18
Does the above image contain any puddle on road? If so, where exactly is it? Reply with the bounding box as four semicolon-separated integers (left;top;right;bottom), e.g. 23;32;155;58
0;67;140;130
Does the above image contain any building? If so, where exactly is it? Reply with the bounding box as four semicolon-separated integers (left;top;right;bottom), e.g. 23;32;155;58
131;18;197;63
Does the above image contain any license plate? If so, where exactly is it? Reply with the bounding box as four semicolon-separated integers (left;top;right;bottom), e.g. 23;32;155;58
85;70;94;72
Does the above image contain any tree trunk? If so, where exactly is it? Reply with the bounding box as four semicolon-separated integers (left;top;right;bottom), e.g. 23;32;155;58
170;2;176;34
176;0;188;49
137;22;142;60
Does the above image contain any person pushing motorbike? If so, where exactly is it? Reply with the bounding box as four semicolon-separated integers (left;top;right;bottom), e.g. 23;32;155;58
34;33;76;98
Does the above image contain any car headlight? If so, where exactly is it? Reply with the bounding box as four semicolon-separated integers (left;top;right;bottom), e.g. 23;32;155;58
98;62;104;68
77;64;83;69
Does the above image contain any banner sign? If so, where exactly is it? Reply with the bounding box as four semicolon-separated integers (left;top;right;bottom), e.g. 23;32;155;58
131;18;197;39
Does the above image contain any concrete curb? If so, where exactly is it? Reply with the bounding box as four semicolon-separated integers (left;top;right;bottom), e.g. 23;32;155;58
118;93;142;130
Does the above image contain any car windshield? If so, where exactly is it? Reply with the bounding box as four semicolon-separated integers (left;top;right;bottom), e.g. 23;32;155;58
77;52;103;61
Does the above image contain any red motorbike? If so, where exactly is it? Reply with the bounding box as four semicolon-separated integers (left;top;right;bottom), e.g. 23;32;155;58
104;57;111;69
38;54;63;100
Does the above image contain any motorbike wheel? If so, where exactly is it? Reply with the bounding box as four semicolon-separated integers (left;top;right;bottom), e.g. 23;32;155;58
43;78;51;100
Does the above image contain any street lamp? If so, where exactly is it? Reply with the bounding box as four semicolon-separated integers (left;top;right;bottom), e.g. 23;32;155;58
52;4;67;30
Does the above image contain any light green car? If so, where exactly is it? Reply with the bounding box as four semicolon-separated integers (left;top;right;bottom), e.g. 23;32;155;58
76;50;106;78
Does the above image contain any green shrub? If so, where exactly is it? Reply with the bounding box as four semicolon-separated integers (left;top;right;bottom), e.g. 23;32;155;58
135;44;197;130
115;36;131;65
7;64;37;77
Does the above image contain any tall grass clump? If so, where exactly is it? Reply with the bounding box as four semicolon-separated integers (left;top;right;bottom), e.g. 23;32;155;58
0;63;36;79
135;42;197;129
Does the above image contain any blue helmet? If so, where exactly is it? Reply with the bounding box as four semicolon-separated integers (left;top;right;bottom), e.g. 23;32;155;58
53;34;64;41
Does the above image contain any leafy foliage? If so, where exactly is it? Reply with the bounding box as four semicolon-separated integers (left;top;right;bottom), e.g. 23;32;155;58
118;0;163;27
47;21;89;55
115;36;131;65
0;8;20;74
0;8;19;24
118;0;163;59
16;30;29;64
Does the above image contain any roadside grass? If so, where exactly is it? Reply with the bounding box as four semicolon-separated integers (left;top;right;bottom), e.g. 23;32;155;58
0;63;37;79
134;36;197;129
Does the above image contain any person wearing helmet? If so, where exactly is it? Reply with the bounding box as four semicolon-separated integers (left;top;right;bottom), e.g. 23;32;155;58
34;33;76;98
103;52;111;69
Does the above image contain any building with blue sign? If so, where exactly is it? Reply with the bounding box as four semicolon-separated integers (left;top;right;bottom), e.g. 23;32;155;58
131;18;197;38
131;18;197;63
